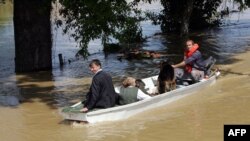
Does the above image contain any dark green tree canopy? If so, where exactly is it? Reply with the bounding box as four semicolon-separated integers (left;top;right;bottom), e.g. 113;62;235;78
0;0;5;4
57;0;250;57
145;0;250;34
58;0;143;57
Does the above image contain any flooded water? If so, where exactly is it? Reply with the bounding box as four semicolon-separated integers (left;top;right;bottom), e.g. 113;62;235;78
1;1;250;141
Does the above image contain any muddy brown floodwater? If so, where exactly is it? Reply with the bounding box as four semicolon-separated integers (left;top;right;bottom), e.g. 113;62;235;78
1;1;250;141
1;51;250;141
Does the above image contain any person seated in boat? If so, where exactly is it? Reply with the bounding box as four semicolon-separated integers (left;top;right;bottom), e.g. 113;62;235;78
157;61;176;94
118;77;151;105
135;79;150;94
80;59;118;112
172;40;207;83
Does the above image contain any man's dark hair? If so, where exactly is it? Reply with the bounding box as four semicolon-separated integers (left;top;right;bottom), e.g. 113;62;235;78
89;59;102;67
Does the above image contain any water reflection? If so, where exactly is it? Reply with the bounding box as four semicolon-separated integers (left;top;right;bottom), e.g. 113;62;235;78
0;95;19;106
14;71;88;108
0;0;14;81
0;76;21;107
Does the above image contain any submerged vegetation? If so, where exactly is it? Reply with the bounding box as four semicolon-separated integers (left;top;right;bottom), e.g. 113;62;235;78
145;0;250;35
57;0;250;57
8;0;250;72
0;0;5;4
57;0;143;57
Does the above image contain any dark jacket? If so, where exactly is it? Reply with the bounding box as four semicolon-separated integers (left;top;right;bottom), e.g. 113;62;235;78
84;71;118;110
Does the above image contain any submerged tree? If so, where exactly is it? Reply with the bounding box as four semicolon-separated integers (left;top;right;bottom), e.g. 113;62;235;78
14;0;52;72
145;0;222;35
0;0;6;4
57;0;143;57
12;0;250;72
145;0;250;36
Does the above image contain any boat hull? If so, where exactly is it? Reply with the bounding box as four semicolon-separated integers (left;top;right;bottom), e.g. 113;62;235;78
60;75;218;123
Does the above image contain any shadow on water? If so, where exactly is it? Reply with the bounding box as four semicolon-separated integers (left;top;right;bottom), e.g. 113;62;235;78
0;71;92;109
0;77;22;107
0;95;20;107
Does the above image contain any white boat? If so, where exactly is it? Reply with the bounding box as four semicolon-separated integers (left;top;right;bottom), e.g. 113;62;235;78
60;71;220;123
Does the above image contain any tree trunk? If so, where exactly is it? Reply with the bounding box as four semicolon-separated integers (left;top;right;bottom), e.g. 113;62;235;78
180;0;194;36
14;0;52;72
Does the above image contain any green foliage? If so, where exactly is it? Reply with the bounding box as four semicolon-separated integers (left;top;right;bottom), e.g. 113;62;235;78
234;0;250;10
0;0;5;4
245;0;250;7
156;0;223;32
57;0;143;57
57;0;250;55
103;43;121;52
115;18;143;44
144;0;250;33
159;0;185;33
190;0;222;29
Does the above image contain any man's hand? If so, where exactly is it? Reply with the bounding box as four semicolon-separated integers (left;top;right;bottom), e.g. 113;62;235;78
172;61;186;68
80;107;88;112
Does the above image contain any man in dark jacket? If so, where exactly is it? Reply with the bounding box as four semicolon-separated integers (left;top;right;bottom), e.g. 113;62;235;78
80;59;118;112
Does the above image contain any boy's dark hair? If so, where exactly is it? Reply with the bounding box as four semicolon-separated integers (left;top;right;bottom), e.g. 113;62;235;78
89;59;102;67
